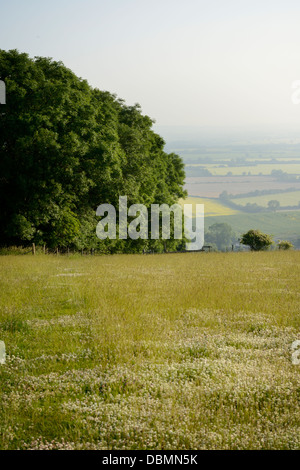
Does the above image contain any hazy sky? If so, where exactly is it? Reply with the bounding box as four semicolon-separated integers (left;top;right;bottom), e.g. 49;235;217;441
1;0;300;130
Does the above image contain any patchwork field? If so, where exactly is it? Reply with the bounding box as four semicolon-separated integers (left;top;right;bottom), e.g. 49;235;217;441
186;163;300;176
231;191;300;208
0;252;300;450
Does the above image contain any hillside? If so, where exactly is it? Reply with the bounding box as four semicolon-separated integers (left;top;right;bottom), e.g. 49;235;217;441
205;211;300;243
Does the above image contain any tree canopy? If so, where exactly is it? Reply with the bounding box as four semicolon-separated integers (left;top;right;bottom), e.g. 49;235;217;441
0;50;187;252
205;223;236;251
268;200;280;212
240;229;273;251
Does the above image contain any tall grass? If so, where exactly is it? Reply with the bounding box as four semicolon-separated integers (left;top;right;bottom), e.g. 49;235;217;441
0;252;299;449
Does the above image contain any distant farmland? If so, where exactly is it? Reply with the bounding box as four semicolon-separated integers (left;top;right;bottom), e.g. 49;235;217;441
185;176;300;198
186;163;300;176
233;191;300;208
173;144;300;164
179;197;238;216
1;252;300;450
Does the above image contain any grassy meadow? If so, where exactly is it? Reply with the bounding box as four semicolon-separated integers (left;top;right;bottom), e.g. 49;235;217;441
0;252;300;450
179;196;300;244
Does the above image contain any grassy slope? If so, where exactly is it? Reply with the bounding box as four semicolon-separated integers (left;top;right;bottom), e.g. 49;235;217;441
0;252;300;450
205;210;300;241
186;163;300;176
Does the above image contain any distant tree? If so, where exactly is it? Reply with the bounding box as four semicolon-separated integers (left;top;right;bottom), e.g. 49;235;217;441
268;200;280;212
219;191;229;201
240;229;273;251
205;223;236;251
244;202;264;213
277;240;293;250
271;169;284;178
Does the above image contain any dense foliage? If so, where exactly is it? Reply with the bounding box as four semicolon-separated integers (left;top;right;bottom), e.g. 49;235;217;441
0;50;186;252
240;229;273;251
205;222;236;251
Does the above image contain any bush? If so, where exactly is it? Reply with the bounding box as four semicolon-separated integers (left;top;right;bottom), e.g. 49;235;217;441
277;240;293;250
240;229;273;251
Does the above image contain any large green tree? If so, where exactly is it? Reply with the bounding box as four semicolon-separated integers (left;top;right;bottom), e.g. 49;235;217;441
240;230;273;251
0;50;186;251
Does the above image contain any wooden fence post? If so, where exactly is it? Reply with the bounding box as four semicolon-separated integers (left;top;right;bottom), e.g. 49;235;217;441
32;243;36;255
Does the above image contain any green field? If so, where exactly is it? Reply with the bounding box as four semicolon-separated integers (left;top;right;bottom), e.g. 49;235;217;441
180;198;300;244
230;191;300;208
0;253;300;450
205;210;300;242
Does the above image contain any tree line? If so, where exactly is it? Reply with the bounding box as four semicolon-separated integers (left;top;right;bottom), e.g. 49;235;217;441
0;50;187;253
